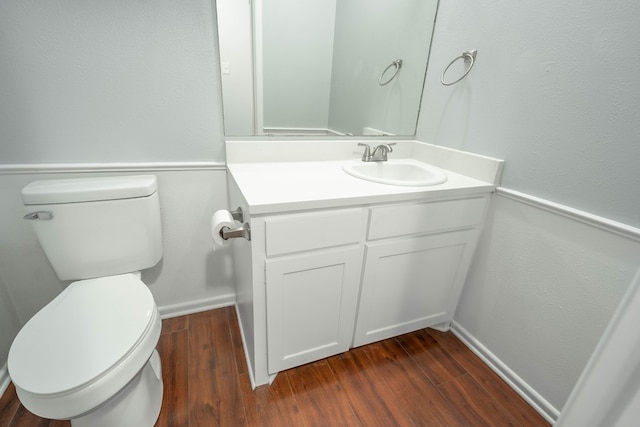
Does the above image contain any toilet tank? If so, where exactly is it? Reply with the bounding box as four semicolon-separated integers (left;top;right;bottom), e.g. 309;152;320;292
22;175;163;281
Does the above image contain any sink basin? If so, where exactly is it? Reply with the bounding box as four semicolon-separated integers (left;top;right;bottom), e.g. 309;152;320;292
342;159;448;186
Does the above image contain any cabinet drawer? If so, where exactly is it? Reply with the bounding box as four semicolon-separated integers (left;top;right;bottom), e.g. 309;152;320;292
265;208;365;256
368;196;488;240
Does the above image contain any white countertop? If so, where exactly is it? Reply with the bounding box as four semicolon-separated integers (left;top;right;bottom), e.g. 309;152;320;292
227;160;495;215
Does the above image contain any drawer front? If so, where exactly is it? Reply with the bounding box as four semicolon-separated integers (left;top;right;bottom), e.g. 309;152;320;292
368;196;488;240
266;208;365;256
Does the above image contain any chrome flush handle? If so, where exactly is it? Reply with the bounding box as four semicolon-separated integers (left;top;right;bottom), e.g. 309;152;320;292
23;211;54;220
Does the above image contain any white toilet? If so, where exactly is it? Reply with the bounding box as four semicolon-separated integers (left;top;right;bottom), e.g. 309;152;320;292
8;175;164;427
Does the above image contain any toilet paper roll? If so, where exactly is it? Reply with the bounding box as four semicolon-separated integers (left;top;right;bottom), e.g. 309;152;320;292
211;209;236;250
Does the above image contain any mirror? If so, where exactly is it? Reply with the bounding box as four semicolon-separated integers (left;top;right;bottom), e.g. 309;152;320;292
216;0;439;137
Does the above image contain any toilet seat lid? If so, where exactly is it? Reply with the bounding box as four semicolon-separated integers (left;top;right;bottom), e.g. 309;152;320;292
8;274;157;396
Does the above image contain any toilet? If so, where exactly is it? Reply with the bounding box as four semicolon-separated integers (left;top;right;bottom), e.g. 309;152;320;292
8;175;164;427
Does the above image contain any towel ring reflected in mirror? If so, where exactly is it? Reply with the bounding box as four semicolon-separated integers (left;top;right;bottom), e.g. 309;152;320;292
440;50;477;86
378;59;403;86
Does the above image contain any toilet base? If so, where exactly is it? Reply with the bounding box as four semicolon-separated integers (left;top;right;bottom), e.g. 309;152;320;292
72;349;163;427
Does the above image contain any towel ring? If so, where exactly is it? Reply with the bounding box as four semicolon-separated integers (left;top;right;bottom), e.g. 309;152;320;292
440;50;477;86
378;59;403;86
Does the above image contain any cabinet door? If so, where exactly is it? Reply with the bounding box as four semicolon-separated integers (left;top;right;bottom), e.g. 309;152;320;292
353;230;477;347
266;246;362;374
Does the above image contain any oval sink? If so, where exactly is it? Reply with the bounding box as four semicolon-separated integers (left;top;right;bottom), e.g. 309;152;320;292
342;159;448;186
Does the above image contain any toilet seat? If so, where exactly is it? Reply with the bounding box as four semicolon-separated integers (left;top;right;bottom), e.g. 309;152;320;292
8;273;162;419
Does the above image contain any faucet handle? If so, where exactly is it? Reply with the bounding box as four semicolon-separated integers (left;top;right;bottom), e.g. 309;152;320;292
357;143;371;161
369;143;396;161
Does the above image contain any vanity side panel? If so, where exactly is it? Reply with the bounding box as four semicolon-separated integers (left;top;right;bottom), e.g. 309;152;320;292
227;173;270;387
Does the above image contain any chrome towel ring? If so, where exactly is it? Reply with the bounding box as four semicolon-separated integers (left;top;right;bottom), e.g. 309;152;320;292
440;50;477;86
378;59;403;86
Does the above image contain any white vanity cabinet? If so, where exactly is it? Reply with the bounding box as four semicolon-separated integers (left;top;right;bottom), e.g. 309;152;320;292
259;196;489;373
227;143;502;387
353;196;489;347
261;208;367;374
235;194;489;385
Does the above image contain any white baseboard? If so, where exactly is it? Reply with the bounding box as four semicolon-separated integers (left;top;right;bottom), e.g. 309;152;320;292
450;321;559;424
1;362;10;399
158;293;235;319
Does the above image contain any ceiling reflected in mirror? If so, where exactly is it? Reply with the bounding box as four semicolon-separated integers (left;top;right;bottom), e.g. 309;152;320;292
216;0;439;137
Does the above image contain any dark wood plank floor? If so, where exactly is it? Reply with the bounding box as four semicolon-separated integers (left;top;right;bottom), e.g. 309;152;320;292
0;307;550;426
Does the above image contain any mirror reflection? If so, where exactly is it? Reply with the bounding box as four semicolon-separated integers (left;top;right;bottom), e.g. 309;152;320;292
217;0;439;137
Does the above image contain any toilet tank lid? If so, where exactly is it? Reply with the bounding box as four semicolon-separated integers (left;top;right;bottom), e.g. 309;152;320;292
22;175;157;205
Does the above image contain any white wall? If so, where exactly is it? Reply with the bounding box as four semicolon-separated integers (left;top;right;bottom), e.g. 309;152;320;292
0;0;225;164
260;0;336;131
453;192;640;419
416;0;640;419
417;0;640;228
143;170;235;315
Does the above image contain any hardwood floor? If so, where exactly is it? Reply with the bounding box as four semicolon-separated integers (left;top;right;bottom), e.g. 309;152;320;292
0;307;550;426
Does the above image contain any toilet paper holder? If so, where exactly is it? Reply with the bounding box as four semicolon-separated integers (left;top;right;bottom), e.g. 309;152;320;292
229;207;244;223
220;207;251;241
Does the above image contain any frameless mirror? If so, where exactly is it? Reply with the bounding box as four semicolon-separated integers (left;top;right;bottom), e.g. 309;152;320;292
216;0;439;137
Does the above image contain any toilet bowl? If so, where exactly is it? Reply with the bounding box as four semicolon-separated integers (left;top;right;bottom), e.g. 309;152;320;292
8;274;163;426
8;175;165;426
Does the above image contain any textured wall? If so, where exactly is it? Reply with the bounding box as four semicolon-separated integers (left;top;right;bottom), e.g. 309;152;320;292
0;0;225;164
414;0;640;416
416;0;640;228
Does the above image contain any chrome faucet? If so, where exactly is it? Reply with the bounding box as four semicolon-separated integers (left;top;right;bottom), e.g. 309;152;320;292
358;143;396;162
357;143;371;161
